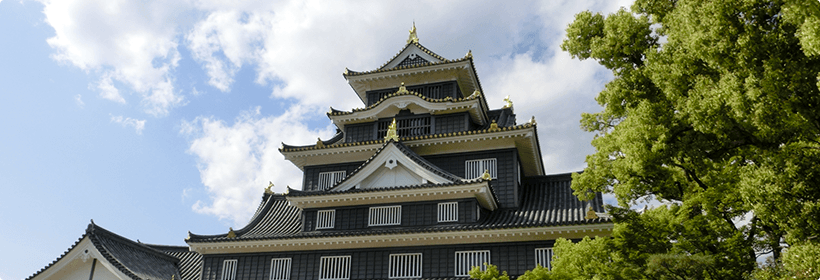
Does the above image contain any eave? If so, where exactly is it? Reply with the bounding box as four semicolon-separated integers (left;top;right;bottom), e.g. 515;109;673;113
286;181;497;210
186;223;613;255
328;92;487;128
280;123;545;176
344;59;482;106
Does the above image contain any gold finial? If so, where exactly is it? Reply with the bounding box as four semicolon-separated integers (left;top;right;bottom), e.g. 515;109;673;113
344;68;349;75
226;227;236;238
285;186;290;195
481;169;492;181
316;137;325;148
407;22;419;44
466;50;472;58
265;182;274;194
469;90;481;98
529;116;537;126
586;209;599;220
397;82;409;94
384;118;400;142
489;120;500;132
503;95;513;108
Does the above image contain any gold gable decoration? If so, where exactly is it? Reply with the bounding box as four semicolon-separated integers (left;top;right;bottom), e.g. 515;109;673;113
265;182;274;194
481;169;492;181
226;227;236;238
407;22;419;44
384;118;400;142
503;95;513;108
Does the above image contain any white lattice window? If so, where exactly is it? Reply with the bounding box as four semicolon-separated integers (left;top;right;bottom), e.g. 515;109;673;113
316;210;335;229
437;202;458;222
454;250;490;277
269;258;292;280
318;171;346;190
369;205;401;226
535;248;554;270
221;259;238;280
319;256;351;280
465;158;497;179
389;253;422;278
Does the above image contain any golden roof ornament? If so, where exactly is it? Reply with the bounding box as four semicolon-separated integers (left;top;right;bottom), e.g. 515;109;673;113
384;118;400;142
489;120;500;132
265;182;274;194
469;90;481;98
397;82;409;94
503;95;513;108
407;22;419;44
529;116;537;126
481;169;492;181
343;68;349;75
585;209;599;220
226;227;236;238
466;50;472;58
316;137;325;148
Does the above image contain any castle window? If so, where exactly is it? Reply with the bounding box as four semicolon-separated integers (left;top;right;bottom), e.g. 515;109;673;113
221;259;238;280
318;171;346;190
437;202;458;222
316;210;336;229
319;256;351;280
269;258;292;280
454;250;490;277
378;116;431;139
465;158;497;179
369;205;401;226
388;253;423;278
535;248;554;270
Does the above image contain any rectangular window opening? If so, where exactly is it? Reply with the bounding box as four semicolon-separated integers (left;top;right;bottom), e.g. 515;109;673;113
221;259;238;280
535;248;554;270
437;202;458;223
318;171;346;190
316;210;336;229
465;158;497;179
269;258;292;280
369;205;401;226
389;253;422;278
319;256;351;280
454;250;490;277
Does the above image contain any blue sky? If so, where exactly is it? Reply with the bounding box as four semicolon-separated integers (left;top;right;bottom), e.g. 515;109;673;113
0;0;630;279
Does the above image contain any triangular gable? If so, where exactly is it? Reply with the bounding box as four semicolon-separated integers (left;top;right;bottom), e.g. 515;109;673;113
330;140;461;191
380;43;446;70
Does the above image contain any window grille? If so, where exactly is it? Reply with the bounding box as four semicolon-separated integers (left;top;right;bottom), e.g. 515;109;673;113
316;210;335;229
378;117;431;139
388;253;423;278
437;202;458;222
221;259;238;280
318;171;346;190
319;256;351;280
369;205;401;226
465;158;497;179
269;258;292;280
454;250;490;277
535;248;554;270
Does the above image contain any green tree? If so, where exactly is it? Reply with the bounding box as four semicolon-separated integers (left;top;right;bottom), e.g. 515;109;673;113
562;0;820;279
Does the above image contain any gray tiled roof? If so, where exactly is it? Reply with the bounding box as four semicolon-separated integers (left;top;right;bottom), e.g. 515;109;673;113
186;173;610;243
27;222;202;280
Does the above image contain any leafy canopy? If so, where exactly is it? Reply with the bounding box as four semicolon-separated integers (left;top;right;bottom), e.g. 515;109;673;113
561;0;820;279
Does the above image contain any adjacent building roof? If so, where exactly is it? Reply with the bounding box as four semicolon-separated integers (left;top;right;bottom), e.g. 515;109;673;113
186;172;609;244
28;222;202;280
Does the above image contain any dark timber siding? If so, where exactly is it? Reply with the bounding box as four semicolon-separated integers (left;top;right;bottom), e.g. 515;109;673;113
302;162;365;191
199;240;568;280
344;123;375;143
423;149;521;208
434;112;469;134
303;199;478;232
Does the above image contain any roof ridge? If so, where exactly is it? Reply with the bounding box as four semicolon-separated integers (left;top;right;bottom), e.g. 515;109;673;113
327;88;482;117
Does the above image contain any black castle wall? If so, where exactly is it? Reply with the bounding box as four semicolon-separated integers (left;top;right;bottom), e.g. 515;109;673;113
200;240;564;280
302;199;479;232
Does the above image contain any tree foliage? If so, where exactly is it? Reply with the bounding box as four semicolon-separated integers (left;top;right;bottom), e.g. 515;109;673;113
561;0;820;279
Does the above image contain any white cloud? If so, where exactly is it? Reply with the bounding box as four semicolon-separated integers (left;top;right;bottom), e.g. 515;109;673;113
110;115;146;135
39;0;185;116
74;94;84;108
182;106;334;224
